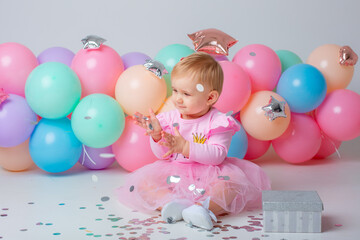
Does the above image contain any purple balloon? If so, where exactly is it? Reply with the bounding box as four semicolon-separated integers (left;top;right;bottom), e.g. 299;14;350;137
37;47;75;67
211;54;229;62
0;94;38;147
78;145;116;170
121;52;151;70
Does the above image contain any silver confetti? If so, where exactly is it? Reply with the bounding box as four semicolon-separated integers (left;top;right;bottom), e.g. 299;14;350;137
144;59;168;79
148;123;154;130
101;196;110;202
129;185;135;192
172;123;179;128
81;35;106;49
225;111;233;116
188;184;196;191
166;175;181;184
99;153;115;158
195;188;206;195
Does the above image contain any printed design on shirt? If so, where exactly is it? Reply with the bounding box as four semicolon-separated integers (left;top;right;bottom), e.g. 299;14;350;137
192;132;207;144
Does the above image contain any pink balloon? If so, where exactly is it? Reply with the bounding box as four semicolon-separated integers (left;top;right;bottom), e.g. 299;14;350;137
214;61;251;113
112;117;157;172
0;42;38;96
315;89;360;141
244;133;271;160
313;133;342;159
272;113;321;164
71;45;124;98
232;44;281;93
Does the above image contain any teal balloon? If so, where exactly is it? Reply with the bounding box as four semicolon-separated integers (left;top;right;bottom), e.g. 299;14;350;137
29;118;82;173
276;50;303;74
155;44;195;97
71;94;125;148
25;62;81;119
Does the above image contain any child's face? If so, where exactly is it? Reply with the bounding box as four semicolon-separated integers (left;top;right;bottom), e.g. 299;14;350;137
171;75;216;119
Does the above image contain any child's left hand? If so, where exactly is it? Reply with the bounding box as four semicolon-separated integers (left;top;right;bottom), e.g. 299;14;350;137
159;127;190;159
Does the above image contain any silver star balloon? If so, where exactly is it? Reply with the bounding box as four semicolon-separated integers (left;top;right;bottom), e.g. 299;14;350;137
144;59;168;79
262;96;287;121
81;35;106;49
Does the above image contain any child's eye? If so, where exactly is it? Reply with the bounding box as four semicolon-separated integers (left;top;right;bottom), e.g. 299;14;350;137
184;93;191;96
172;89;177;93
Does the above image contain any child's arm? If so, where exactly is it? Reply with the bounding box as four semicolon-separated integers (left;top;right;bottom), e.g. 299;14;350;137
188;130;232;165
159;127;232;165
133;108;162;142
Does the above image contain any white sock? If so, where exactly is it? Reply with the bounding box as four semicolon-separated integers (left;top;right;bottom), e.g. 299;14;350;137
161;199;193;223
182;197;217;230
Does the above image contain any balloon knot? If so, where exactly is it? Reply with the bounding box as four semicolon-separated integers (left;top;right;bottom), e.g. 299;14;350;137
0;88;9;105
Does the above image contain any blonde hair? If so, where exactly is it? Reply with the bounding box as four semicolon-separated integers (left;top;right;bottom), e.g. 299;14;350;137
171;52;224;95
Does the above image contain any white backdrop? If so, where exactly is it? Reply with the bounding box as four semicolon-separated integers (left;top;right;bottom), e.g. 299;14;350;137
0;0;359;93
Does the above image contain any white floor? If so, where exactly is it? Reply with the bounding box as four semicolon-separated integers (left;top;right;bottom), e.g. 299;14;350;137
0;137;359;240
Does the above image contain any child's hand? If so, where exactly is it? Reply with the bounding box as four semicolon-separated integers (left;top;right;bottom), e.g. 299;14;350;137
133;108;162;142
159;127;189;158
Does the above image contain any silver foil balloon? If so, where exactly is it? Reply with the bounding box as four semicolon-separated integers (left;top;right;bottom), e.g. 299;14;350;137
144;59;168;79
81;35;106;49
262;96;287;121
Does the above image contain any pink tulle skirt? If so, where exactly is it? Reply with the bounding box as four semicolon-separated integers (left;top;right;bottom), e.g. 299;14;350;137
117;158;271;215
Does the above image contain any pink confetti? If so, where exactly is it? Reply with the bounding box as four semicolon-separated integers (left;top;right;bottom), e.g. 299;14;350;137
335;224;343;227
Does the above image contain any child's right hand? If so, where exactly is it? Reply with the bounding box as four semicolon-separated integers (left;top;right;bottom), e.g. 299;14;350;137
133;108;162;142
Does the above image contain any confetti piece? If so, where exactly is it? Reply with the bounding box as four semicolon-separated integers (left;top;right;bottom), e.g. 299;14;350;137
79;227;86;230
53;233;61;236
335;224;343;227
0;214;7;217
28;202;35;205
20;229;28;231
101;196;110;202
59;203;65;206
92;174;98;182
79;207;86;209
45;223;53;226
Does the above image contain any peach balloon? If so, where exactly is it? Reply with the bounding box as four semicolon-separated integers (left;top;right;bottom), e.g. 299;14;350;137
307;44;354;93
158;96;176;113
115;65;167;116
240;91;291;141
0;139;34;171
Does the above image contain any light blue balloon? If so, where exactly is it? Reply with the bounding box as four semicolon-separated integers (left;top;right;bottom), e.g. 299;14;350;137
276;64;327;113
228;123;248;159
29;118;82;173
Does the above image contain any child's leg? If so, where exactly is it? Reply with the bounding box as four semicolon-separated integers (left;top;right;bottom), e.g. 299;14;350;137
208;181;238;215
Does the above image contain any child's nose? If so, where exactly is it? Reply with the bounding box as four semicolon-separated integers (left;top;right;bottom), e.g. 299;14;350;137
176;95;183;103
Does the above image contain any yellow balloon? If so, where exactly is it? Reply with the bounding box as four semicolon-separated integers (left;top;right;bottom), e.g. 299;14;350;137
115;65;167;116
240;91;291;141
0;138;34;172
307;44;354;93
157;96;176;113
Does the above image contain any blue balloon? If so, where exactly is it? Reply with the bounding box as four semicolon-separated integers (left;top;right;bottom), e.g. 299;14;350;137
29;118;82;173
276;64;327;113
228;124;248;159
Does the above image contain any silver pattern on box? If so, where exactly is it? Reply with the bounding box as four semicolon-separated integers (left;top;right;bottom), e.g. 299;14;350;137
262;190;324;233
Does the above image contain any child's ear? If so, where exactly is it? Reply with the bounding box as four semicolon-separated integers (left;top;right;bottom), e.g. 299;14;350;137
207;90;219;105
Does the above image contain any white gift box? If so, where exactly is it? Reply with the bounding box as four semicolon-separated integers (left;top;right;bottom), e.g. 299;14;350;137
262;190;324;233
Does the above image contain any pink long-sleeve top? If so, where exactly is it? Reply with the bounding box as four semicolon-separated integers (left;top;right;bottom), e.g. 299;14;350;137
150;108;240;166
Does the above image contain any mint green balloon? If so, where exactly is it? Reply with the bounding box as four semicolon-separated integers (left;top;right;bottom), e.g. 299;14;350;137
71;94;125;148
155;44;195;97
25;62;81;119
276;50;303;74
